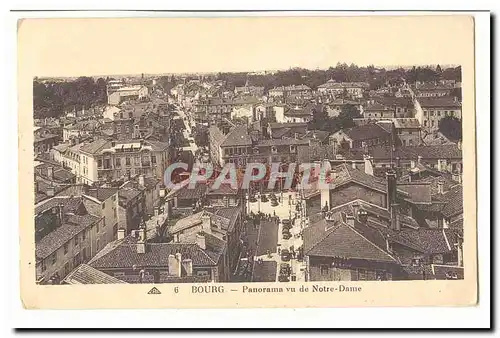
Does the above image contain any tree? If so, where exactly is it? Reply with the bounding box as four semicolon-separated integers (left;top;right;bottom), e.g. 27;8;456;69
438;116;462;141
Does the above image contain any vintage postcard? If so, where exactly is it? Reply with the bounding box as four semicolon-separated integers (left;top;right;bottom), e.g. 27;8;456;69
18;14;477;309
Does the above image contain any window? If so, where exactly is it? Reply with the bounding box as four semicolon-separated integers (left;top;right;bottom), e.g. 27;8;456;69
96;222;100;233
63;243;68;254
320;264;329;276
290;145;296;153
135;156;140;166
271;146;277;154
424;120;428;127
113;272;125;277
126;157;131;166
411;258;421;267
74;235;79;247
408;131;412;135
196;270;210;277
409;139;413;146
115;157;121;168
41;260;46;272
51;253;57;265
431;121;435;127
358;269;367;281
151;155;156;164
82;231;86;241
103;218;106;227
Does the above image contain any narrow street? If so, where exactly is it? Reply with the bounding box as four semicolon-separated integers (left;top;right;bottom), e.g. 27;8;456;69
248;192;308;283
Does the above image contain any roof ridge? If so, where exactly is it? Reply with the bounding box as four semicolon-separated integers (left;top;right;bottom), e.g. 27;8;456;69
305;219;342;255
347;224;398;262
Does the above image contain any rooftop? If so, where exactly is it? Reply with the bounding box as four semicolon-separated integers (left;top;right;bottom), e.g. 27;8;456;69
62;264;127;284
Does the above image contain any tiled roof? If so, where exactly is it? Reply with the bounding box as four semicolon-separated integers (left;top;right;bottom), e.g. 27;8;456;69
220;125;253;147
365;103;392;111
417;97;461;108
170;211;207;234
374;97;414;109
368;144;462;160
79;139;110;155
35;163;76;183
89;236;223;269
170;183;207;201
63;264;127;284
397;183;432;204
343;124;390;141
392;118;421;129
85;187;118;202
381;227;454;254
36;214;100;260
35;196;85;215
118;183;144;203
144;140;169;151
303;215;397;263
214;206;241;233
437;185;463;217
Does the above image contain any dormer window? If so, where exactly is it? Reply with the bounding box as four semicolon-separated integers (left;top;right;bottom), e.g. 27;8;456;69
253;147;259;154
290;145;296;153
271;146;277;154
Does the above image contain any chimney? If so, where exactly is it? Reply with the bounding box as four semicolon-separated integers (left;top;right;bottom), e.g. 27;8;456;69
136;226;147;253
351;202;360;220
175;253;182;277
46;185;55;197
437;180;445;194
390;203;401;231
201;213;212;233
345;215;355;227
385;170;397;212
196;233;206;250
168;254;180;277
417;156;422;164
182;258;193;276
437;159;446;172
138;175;145;187
47;166;54;180
363;155;374;176
58;203;65;225
117;228;126;240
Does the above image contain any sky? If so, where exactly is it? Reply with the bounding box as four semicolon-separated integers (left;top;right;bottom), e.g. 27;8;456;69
18;15;474;77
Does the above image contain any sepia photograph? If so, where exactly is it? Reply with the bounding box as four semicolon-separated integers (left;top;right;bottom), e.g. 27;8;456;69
17;14;478;309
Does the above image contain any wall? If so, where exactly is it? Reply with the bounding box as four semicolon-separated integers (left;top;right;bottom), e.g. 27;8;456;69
329;182;386;209
37;221;96;284
308;256;394;281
